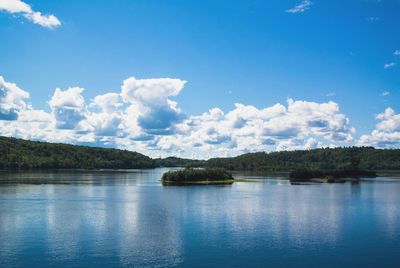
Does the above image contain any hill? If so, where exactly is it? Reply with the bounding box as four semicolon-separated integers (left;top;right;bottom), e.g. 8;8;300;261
205;147;400;171
154;156;205;168
0;136;155;169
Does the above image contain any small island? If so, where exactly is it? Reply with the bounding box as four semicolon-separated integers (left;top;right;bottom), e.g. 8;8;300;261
289;169;377;183
161;168;234;185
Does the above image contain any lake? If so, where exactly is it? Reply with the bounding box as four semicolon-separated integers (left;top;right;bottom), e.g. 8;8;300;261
0;168;399;267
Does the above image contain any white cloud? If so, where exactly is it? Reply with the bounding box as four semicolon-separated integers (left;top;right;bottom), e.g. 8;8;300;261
384;62;396;69
286;0;313;13
358;108;400;148
0;77;122;145
121;77;185;105
91;93;122;113
393;50;400;56
80;93;124;137
0;75;357;158
0;0;60;28
0;76;72;143
49;87;87;129
151;99;354;158
0;75;29;120
381;91;390;97
0;0;30;13
79;112;123;137
121;77;186;134
24;11;61;28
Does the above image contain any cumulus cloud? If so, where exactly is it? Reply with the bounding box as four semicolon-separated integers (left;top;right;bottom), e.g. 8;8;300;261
358;108;400;148
79;93;124;137
79;112;123;137
0;75;357;158
0;77;121;146
0;76;70;143
150;99;354;158
0;0;60;28
49;87;87;129
0;76;29;120
286;0;313;13
393;50;400;56
91;93;122;113
0;0;30;13
121;77;186;135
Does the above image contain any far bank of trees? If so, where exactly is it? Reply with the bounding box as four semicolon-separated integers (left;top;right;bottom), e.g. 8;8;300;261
205;147;400;171
2;136;400;171
0;136;155;169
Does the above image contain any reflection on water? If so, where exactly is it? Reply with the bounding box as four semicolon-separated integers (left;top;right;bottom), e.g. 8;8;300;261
0;169;400;267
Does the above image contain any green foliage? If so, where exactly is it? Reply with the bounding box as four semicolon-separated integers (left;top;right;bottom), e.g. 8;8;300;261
161;167;233;183
2;136;400;172
154;157;205;168
0;136;155;169
205;147;400;171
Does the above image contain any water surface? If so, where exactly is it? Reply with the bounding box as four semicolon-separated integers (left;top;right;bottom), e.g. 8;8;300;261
0;168;399;267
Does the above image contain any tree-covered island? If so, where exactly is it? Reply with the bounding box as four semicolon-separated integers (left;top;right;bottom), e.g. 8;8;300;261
289;169;377;183
161;168;234;185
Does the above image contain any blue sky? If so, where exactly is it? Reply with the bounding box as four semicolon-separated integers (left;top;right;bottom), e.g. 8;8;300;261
0;0;400;158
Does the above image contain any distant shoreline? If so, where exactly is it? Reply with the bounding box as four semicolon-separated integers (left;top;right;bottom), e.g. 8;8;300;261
2;136;400;172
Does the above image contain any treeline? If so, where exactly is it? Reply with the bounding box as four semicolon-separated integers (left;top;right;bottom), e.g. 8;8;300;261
205;147;400;171
154;157;205;168
2;136;400;171
0;136;155;169
162;168;233;183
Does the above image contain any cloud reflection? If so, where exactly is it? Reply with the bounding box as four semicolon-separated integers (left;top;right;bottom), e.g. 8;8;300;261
0;171;400;267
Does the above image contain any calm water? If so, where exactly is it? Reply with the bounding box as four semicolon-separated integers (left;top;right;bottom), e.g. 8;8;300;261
0;168;400;268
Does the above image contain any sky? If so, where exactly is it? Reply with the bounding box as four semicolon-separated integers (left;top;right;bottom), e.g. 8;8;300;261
0;0;400;159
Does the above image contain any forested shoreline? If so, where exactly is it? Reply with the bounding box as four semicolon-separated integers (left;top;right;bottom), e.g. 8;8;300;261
205;147;400;171
0;136;155;169
1;136;400;171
